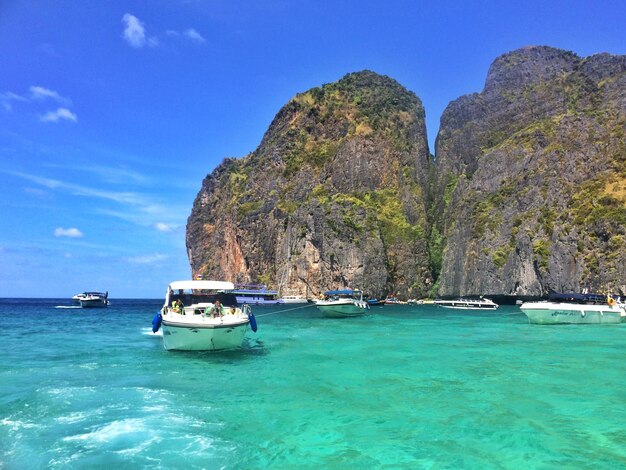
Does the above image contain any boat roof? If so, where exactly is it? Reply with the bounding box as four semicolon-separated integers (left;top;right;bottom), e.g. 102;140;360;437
324;289;361;295
168;280;235;291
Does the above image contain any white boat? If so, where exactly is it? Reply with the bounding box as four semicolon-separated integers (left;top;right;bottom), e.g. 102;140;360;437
520;293;626;325
154;280;257;351
434;297;499;310
77;291;109;308
280;294;309;304
315;289;369;318
227;284;284;305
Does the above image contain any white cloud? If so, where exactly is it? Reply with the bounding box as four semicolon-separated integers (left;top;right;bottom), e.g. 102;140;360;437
122;14;158;48
184;29;206;44
154;222;174;232
55;227;84;238
128;253;168;264
0;91;27;110
1;86;72;113
40;107;78;123
30;86;65;102
4;169;188;228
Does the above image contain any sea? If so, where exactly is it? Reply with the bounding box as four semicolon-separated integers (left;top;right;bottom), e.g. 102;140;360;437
1;298;625;469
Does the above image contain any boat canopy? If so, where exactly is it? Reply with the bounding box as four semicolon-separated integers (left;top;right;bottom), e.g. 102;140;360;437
324;289;361;295
168;280;234;292
549;292;614;304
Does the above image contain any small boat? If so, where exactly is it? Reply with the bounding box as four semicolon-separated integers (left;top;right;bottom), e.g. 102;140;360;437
280;294;309;304
315;289;369;318
520;292;626;325
77;291;109;308
227;284;284;305
367;298;386;306
155;280;257;351
434;297;499;310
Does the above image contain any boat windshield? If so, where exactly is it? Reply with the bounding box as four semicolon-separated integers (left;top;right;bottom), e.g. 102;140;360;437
169;290;238;307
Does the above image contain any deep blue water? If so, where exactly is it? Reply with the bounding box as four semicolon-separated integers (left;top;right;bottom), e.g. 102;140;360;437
1;298;625;468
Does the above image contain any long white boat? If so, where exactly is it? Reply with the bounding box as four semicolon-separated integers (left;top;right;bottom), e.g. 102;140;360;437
280;294;309;304
227;284;284;305
434;297;499;310
153;280;257;351
520;292;626;325
315;289;369;318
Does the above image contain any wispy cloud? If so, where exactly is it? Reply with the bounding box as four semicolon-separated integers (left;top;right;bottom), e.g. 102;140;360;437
1;86;75;119
40;107;78;123
154;222;180;232
4;169;187;228
55;227;84;238
122;13;158;48
127;253;168;264
184;29;206;44
30;86;70;104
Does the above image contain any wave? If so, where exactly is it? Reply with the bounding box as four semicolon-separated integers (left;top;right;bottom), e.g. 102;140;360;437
55;305;81;309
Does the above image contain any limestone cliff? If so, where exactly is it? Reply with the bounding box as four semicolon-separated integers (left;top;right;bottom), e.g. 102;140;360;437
188;48;626;300
186;71;432;298
434;46;626;297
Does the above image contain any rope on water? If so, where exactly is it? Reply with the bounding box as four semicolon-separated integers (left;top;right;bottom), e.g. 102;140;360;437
253;303;316;318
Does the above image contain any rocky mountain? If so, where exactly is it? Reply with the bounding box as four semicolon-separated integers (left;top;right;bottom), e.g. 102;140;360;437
434;46;626;297
186;71;433;299
187;47;626;299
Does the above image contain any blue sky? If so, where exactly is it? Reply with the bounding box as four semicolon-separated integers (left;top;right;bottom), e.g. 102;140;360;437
1;1;625;298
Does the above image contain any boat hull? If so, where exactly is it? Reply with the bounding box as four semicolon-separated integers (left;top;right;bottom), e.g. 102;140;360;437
281;297;309;304
79;298;108;308
235;295;283;305
316;300;368;318
434;299;498;310
521;302;624;324
161;319;249;350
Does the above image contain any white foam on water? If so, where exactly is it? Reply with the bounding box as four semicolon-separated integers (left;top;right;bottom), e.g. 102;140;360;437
63;417;150;444
55;305;81;309
1;417;42;431
55;411;92;425
142;327;162;337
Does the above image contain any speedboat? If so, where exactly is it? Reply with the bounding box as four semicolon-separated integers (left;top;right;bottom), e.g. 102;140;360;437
434;297;499;310
315;289;369;318
227;284;284;305
153;280;257;351
520;292;626;325
77;292;109;308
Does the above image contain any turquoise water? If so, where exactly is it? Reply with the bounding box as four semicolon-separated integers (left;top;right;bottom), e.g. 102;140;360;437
1;299;626;469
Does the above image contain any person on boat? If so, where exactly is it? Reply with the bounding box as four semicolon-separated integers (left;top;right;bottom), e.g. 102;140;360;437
172;298;184;314
206;300;223;318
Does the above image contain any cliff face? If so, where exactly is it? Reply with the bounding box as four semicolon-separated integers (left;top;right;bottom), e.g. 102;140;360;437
188;48;626;299
187;71;433;298
434;46;626;296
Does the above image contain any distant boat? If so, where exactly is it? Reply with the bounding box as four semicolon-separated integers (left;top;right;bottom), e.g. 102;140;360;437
366;298;386;306
155;280;257;351
315;289;369;318
227;284;284;305
77;291;109;308
434;297;499;310
280;294;309;304
520;292;625;324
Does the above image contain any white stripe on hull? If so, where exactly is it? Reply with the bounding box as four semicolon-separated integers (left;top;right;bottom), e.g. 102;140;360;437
161;322;248;350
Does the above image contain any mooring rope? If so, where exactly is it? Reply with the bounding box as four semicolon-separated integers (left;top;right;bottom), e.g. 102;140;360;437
253;303;316;318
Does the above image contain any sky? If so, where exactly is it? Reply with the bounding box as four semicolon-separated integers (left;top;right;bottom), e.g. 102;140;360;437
1;0;625;298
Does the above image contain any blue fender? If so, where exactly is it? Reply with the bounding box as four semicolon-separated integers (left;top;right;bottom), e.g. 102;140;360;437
248;313;258;332
152;313;162;333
